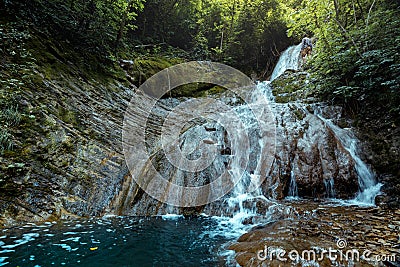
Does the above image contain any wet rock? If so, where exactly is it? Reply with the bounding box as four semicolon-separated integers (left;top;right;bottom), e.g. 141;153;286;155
266;101;359;200
230;203;400;267
110;77;364;214
221;147;231;155
0;56;133;226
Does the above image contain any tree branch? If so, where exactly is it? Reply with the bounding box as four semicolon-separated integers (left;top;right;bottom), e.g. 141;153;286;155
334;17;362;57
366;0;376;28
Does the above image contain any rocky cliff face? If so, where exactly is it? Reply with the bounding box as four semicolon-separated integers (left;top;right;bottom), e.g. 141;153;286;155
0;66;134;225
265;102;359;200
110;76;361;216
0;58;361;225
0;21;136;225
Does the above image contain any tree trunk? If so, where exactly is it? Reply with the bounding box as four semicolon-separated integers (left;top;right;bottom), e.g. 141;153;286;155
116;16;127;48
333;0;341;23
115;0;132;49
356;0;366;22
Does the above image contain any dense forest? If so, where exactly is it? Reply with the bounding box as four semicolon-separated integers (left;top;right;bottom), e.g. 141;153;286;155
1;0;399;97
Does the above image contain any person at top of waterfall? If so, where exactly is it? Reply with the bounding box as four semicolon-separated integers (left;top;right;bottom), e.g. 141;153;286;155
301;36;313;63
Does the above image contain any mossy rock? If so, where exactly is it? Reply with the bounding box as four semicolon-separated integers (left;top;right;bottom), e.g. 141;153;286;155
291;105;306;120
126;57;183;86
121;56;227;98
170;83;226;98
57;106;77;126
270;70;312;103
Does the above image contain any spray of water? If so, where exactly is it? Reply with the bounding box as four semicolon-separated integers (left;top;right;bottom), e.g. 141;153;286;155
315;112;382;205
270;44;302;81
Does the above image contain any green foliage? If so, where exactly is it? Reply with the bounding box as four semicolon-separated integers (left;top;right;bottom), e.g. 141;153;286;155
285;0;400;117
1;106;21;126
285;0;333;40
0;128;13;153
133;0;292;75
3;0;397;94
4;0;145;56
229;0;291;74
2;0;294;76
0;21;32;154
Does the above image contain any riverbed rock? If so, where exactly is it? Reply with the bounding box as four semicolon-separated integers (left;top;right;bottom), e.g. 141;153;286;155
230;202;400;267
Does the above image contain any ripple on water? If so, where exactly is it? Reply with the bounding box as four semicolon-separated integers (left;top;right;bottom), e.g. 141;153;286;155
0;217;233;266
1;233;39;249
0;257;9;266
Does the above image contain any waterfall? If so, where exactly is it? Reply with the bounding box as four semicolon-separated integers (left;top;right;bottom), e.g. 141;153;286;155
287;170;298;198
120;45;382;222
316;113;382;205
270;43;302;81
267;42;382;205
207;83;282;236
324;177;335;198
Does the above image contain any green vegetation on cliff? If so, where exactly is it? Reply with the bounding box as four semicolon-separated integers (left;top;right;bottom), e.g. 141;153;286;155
286;0;400;113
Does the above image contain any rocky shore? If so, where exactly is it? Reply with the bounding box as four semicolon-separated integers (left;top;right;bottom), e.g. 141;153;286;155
230;200;400;266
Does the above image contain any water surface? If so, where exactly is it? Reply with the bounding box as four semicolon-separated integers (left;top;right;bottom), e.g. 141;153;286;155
0;216;232;266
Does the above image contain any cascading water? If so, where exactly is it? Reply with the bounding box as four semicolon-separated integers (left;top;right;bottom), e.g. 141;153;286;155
0;45;387;267
268;43;382;205
203;85;284;237
202;68;383;264
118;44;382;227
288;170;299;198
270;43;302;81
315;112;382;205
324;177;335;198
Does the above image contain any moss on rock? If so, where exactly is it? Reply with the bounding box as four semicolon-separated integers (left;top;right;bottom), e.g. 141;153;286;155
270;71;316;103
123;57;183;86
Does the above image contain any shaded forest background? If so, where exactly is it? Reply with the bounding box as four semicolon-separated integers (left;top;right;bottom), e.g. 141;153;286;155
1;0;399;81
1;0;399;99
1;0;294;76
